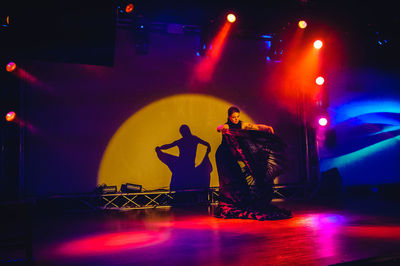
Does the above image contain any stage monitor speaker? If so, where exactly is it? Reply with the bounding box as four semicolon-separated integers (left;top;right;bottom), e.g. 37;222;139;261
121;183;142;193
313;167;343;199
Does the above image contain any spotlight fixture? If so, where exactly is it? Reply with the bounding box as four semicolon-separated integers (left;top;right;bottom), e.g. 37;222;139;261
3;15;10;26
298;20;307;29
266;37;284;62
121;183;142;193
125;3;134;13
313;40;323;49
226;13;236;23
133;17;149;55
318;117;328;127
5;111;16;122
6;62;16;72
316;76;325;85
96;184;117;194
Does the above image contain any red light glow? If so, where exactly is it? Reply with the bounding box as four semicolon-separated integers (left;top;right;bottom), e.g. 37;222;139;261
227;14;236;23
316;76;325;85
55;230;169;256
194;22;232;82
298;20;307;29
6;111;16;122
314;40;323;49
263;33;320;114
6;62;16;72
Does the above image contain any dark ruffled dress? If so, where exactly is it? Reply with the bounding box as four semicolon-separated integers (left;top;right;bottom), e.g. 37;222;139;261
214;121;292;220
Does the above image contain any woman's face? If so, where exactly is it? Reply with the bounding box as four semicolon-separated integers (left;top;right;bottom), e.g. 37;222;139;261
229;112;240;124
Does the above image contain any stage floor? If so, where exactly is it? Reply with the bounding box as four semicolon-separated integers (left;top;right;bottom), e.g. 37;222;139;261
4;195;400;265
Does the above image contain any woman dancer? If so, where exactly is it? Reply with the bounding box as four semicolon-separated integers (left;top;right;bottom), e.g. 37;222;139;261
215;106;292;220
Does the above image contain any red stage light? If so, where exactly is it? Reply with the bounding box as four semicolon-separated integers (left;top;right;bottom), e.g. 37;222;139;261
314;40;323;49
6;62;16;72
125;3;134;13
298;20;307;29
316;76;325;85
6;111;16;122
227;13;236;23
318;117;328;127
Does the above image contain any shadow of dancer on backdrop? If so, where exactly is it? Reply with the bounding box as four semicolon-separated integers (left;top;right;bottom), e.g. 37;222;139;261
155;125;212;191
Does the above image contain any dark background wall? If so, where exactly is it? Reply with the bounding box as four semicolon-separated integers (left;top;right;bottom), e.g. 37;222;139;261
20;27;305;196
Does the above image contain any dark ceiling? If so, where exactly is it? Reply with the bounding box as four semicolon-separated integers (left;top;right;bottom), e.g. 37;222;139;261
134;0;400;68
1;0;398;67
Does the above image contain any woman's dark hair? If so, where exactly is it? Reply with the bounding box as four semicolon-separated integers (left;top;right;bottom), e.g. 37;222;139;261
228;106;240;117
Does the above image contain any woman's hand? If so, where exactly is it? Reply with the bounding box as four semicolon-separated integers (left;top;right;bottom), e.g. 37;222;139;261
264;125;274;134
243;122;274;134
217;124;229;132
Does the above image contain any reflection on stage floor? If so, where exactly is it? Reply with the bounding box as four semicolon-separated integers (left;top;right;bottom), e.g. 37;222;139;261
3;195;400;265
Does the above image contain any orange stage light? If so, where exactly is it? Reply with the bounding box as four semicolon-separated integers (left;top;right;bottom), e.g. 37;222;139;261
314;40;323;49
6;62;16;72
6;111;16;122
316;76;325;85
298;20;307;29
227;14;236;23
125;3;134;13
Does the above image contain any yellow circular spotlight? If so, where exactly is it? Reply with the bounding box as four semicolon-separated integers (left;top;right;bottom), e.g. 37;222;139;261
5;111;16;122
227;13;236;23
316;76;325;85
314;40;323;49
298;20;307;29
98;94;254;190
6;62;16;72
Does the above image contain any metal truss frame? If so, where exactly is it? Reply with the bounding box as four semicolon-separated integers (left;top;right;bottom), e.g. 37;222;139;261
43;184;310;212
100;190;176;210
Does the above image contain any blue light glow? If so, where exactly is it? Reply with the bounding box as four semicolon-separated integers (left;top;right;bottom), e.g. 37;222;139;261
320;135;400;171
357;113;400;126
332;100;400;125
369;126;400;136
260;35;273;39
265;41;272;49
